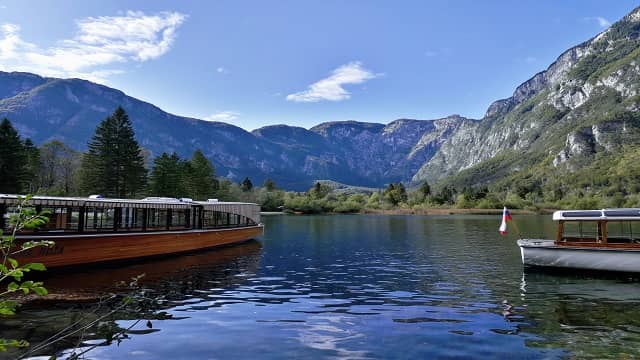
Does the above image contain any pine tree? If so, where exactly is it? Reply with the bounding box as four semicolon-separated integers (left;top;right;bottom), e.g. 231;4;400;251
22;138;41;193
150;152;183;197
241;177;253;192
0;119;27;194
80;107;147;197
419;181;431;197
188;149;217;200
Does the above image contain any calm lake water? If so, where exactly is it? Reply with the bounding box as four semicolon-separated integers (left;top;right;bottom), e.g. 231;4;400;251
3;214;640;359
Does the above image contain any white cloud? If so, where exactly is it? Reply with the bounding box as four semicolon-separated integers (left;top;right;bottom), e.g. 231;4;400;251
585;16;611;28
203;111;240;123
216;67;227;74
0;11;186;83
286;61;379;103
424;50;438;57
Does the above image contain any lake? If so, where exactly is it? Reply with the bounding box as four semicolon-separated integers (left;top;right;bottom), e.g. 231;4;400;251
3;214;640;359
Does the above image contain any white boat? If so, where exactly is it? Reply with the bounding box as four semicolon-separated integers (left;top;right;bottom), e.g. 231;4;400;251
518;209;640;273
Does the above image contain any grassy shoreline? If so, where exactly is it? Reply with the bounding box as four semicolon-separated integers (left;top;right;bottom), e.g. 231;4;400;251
264;208;553;216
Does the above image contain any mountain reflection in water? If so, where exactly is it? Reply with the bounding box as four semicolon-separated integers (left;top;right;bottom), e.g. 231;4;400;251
2;215;640;359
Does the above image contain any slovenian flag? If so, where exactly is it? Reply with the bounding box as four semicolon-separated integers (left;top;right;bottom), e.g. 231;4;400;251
499;206;512;236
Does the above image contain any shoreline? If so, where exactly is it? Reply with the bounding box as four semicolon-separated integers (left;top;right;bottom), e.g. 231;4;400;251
267;208;551;216
360;208;544;215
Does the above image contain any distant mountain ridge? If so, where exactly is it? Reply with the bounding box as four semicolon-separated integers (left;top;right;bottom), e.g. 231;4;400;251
1;6;640;192
0;71;469;190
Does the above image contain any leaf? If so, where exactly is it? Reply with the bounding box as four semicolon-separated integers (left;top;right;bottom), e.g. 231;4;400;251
7;282;18;292
33;286;48;296
0;308;15;315
11;270;23;281
7;258;18;269
24;262;46;271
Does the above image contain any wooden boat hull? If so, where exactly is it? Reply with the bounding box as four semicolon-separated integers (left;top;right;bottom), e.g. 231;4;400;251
518;239;640;273
13;225;264;268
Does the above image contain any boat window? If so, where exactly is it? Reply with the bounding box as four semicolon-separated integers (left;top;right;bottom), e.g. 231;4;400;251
561;221;598;242
605;221;640;243
2;205;21;232
147;209;168;229
171;209;188;229
40;207;81;232
85;207;115;231
117;207;145;231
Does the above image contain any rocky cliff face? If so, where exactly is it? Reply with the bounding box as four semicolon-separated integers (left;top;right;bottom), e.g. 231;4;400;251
412;6;640;185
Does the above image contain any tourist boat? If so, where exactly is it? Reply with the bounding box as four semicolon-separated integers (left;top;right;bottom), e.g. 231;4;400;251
517;209;640;273
0;194;263;268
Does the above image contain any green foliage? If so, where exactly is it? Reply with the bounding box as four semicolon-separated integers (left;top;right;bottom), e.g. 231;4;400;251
241;177;254;192
383;183;407;205
263;178;276;192
150;152;186;197
149;149;218;200
188;149;218;200
419;181;431;197
38;140;81;196
22;139;41;194
1;196;51;352
80;107;147;197
0;119;29;194
309;182;332;199
257;188;285;211
569;32;640;82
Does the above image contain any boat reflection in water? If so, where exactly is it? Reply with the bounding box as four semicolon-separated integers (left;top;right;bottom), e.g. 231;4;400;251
2;241;262;359
518;270;640;358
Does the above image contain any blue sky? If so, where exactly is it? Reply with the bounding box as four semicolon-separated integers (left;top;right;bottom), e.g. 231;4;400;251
0;1;637;130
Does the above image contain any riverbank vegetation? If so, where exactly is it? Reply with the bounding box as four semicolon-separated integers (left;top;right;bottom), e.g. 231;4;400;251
0;108;635;214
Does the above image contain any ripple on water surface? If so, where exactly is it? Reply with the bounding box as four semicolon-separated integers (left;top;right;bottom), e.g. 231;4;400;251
4;215;640;359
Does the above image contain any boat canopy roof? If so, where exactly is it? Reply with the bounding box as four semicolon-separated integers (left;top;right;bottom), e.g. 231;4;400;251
553;208;640;221
0;194;257;210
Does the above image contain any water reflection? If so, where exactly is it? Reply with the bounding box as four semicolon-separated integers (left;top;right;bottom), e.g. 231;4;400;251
0;241;262;359
519;271;640;358
3;215;640;359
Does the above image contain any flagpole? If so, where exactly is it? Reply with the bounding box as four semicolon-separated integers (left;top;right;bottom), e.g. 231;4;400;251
510;214;523;240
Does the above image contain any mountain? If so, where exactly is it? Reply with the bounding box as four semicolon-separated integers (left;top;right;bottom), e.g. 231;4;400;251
0;72;469;190
411;6;640;197
1;6;640;194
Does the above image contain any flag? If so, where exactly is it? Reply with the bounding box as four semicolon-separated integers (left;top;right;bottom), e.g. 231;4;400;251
499;206;512;236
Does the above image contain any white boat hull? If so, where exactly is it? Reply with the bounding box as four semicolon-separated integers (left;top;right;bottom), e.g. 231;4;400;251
518;239;640;273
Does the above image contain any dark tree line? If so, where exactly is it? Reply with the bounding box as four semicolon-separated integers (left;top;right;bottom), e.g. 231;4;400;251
0;118;39;194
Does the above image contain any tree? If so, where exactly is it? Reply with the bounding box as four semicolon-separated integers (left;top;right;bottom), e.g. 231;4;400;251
22;139;41;194
187;149;217;200
263;178;276;192
434;185;455;205
80;107;147;197
309;182;331;199
241;177;254;192
39;140;81;195
383;183;407;205
419;181;431;197
149;152;183;198
0;119;27;194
